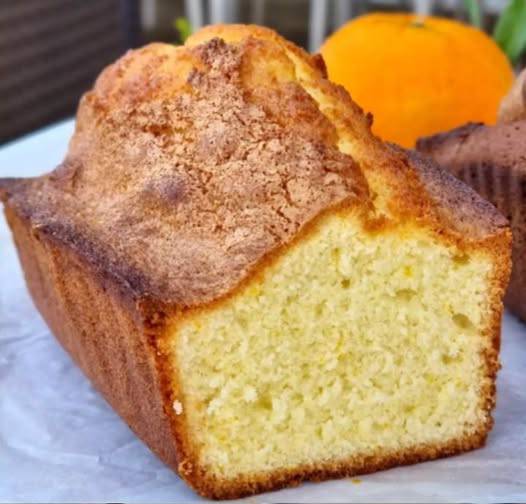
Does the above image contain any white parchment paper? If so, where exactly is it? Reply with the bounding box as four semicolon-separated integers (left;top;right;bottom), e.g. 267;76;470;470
0;121;525;503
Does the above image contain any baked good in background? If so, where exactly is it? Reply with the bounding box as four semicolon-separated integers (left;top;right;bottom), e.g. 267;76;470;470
0;24;511;499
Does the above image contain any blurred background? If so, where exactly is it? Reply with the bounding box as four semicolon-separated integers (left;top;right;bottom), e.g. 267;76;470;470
0;0;516;144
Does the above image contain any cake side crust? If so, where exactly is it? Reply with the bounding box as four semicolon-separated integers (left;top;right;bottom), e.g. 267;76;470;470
2;206;188;474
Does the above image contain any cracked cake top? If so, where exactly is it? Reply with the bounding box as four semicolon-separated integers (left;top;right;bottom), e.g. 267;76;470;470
0;26;508;308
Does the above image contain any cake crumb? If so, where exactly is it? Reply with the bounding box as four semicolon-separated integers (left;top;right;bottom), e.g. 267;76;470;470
243;385;257;402
351;478;362;485
173;400;183;415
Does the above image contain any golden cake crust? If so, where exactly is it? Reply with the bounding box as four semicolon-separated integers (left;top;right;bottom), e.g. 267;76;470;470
1;36;370;308
0;24;512;500
0;29;508;309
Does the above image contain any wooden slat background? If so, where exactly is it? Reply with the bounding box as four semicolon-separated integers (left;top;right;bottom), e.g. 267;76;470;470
0;0;140;145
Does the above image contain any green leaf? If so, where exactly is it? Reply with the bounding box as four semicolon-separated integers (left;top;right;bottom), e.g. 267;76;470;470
493;0;526;64
173;17;192;44
463;0;482;28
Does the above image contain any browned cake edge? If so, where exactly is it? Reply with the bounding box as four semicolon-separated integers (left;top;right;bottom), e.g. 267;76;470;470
417;121;526;322
2;185;510;499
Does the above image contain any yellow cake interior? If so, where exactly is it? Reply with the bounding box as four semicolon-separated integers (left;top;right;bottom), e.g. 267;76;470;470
170;210;494;479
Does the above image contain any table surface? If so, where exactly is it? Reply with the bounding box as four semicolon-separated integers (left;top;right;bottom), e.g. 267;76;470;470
1;120;525;503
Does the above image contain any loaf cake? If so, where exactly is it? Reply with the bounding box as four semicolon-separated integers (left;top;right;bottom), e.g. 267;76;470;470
0;25;512;499
418;121;526;322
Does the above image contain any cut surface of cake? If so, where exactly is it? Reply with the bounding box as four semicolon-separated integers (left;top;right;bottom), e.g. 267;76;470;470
0;25;511;499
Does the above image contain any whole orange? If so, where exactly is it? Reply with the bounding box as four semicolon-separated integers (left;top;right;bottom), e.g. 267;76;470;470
321;13;514;147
